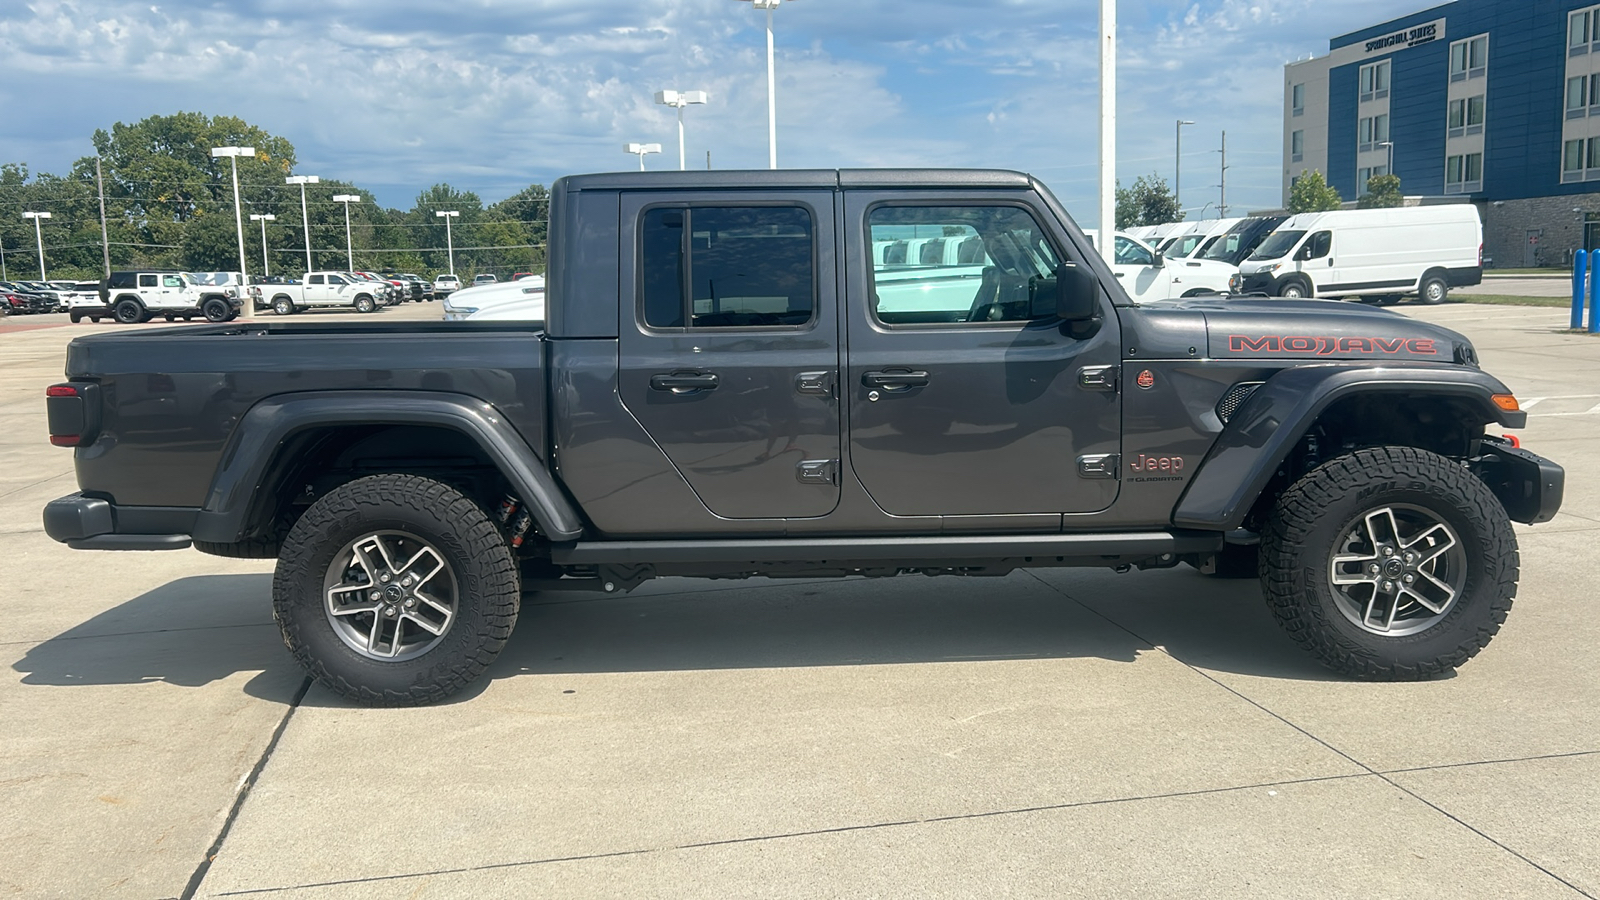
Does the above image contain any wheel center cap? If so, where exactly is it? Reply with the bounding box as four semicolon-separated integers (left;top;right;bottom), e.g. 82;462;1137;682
1385;559;1405;578
384;584;405;602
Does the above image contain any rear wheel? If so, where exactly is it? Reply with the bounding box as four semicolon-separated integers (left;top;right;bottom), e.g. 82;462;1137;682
1260;446;1517;680
272;474;519;705
1420;273;1450;305
273;296;296;316
112;298;145;324
69;311;82;323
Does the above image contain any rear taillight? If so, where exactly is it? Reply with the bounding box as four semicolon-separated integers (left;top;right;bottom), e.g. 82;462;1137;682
46;382;99;448
1479;244;1484;267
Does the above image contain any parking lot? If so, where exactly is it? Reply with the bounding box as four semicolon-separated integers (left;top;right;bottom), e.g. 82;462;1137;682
2;301;1597;899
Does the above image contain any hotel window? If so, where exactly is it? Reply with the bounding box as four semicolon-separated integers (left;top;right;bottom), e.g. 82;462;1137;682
1291;83;1305;116
1451;35;1488;80
1572;9;1592;55
1358;167;1371;191
1565;139;1585;181
1360;60;1390;102
1572;76;1590;118
1358;114;1388;152
1446;152;1483;192
1291;130;1304;162
1589;138;1600;170
1466;95;1485;134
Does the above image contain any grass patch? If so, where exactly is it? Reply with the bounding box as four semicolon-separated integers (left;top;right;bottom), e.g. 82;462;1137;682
1454;294;1570;308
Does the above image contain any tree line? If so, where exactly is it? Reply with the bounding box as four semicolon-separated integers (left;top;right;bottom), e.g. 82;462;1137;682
0;112;547;282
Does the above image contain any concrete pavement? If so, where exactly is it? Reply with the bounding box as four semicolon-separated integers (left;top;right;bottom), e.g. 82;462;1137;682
0;301;1595;899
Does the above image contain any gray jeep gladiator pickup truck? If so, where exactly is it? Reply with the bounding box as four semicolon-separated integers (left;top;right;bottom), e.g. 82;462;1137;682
42;169;1564;705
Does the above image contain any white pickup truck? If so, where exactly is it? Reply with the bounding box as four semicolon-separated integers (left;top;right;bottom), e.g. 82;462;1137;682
264;272;385;315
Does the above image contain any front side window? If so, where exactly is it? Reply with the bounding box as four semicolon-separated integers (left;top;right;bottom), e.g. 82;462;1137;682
328;275;345;285
162;275;184;288
1304;231;1332;259
867;205;1063;326
641;206;815;329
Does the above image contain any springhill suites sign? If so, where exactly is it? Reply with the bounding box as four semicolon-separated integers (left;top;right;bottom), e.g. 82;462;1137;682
1364;21;1441;54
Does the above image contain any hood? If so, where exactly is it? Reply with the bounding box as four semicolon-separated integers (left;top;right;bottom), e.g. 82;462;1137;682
1140;296;1475;364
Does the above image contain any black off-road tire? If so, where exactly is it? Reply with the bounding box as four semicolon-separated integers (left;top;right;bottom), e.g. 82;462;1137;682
202;299;232;322
273;474;520;705
113;298;146;324
1260;446;1517;680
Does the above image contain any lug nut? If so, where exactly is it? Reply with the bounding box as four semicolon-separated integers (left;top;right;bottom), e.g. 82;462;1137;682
384;606;397;617
405;598;417;608
379;573;391;583
1368;564;1381;575
402;576;414;587
1381;581;1395;592
1403;574;1415;585
369;590;381;601
1382;547;1394;558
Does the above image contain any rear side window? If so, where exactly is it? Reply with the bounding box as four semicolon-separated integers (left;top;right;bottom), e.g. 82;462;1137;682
640;206;815;329
139;274;157;288
309;275;324;285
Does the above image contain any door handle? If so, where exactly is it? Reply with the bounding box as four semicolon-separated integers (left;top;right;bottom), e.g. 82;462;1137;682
650;372;719;393
862;370;930;390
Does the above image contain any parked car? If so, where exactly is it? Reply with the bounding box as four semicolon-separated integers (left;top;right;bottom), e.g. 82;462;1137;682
99;271;242;323
433;273;461;297
512;272;539;281
442;276;545;321
262;272;385;315
352;272;402;305
41;167;1562;706
1083;230;1236;300
1163;219;1245;260
64;281;110;322
0;281;60;314
472;273;499;286
1233;206;1483;303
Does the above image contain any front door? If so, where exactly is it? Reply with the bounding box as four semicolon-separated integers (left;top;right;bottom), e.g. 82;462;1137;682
617;191;841;519
845;195;1122;517
1298;229;1334;294
1110;235;1173;301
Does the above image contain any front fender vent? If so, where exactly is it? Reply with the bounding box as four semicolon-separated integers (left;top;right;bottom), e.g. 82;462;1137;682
1453;342;1480;368
1216;382;1264;424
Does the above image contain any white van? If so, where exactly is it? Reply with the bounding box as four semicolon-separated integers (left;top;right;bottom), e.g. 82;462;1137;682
1234;206;1482;304
1083;230;1237;301
1164;218;1243;259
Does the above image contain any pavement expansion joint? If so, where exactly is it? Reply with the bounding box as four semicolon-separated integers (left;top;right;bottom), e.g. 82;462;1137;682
1020;570;1599;900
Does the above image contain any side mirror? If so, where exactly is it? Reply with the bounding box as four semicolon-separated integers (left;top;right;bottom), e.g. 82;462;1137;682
1152;252;1165;268
1039;262;1098;321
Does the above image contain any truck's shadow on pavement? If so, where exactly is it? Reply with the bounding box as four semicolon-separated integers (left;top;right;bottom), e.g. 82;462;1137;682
11;568;1334;706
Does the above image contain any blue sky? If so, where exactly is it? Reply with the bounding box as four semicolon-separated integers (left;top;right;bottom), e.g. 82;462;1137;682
1;0;1409;226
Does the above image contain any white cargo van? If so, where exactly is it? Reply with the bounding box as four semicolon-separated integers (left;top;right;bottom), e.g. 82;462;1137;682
1233;206;1482;304
1164;218;1243;259
1083;230;1236;301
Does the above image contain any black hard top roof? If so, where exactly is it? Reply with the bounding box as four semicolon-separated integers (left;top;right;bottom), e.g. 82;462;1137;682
557;168;1036;192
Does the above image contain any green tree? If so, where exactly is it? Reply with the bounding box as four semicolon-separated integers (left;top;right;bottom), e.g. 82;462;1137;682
1289;169;1343;213
1357;173;1404;209
1114;174;1183;229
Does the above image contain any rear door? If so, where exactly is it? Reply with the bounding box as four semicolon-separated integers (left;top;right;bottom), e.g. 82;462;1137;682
616;191;842;519
844;193;1122;517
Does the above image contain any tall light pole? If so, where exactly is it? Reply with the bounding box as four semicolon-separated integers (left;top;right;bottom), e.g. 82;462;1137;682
1218;130;1230;217
734;0;795;168
210;146;256;319
22;211;51;280
1098;0;1116;245
654;89;709;170
285;174;320;273
250;213;276;276
1377;140;1394;180
1175;119;1194;214
626;142;663;171
333;194;360;270
435;210;459;275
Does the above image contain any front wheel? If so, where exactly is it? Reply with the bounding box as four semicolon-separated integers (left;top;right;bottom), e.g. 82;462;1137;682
272;474;520;705
355;295;376;313
1277;278;1309;299
1260;446;1517;680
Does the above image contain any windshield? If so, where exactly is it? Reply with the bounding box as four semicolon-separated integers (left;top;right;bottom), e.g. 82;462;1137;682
1165;235;1207;258
1249;230;1306;261
1201;226;1249;261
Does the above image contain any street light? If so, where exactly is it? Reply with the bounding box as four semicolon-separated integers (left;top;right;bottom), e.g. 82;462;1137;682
733;0;796;169
626;142;663;171
250;213;276;277
435;210;460;275
285;175;320;273
333;194;360;270
22;211;51;281
1377;140;1395;179
654;89;709;171
1175;120;1195;212
211;146;256;320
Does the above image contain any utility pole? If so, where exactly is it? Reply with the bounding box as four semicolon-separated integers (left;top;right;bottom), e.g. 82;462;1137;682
96;157;111;278
1098;0;1116;244
1219;130;1230;218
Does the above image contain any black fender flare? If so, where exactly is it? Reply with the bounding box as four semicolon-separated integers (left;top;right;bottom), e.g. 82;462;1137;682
191;390;585;543
1172;363;1525;531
